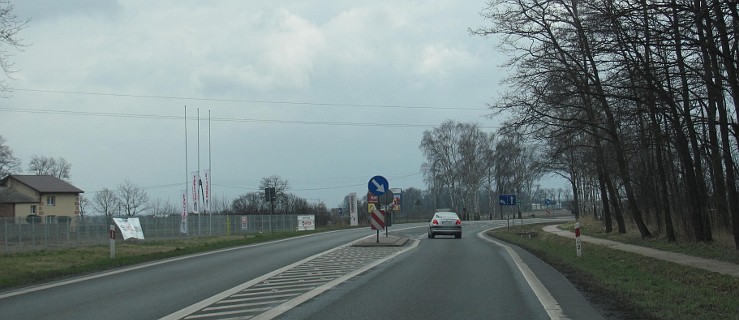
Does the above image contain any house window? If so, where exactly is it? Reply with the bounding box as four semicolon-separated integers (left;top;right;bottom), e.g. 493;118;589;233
30;205;37;214
46;196;56;206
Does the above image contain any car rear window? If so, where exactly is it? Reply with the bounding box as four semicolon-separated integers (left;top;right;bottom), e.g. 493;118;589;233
435;212;459;219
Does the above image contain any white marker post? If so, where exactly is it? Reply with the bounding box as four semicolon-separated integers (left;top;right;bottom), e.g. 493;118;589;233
109;225;116;259
575;222;582;257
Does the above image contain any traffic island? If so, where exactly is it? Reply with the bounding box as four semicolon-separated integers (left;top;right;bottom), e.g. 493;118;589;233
352;235;409;247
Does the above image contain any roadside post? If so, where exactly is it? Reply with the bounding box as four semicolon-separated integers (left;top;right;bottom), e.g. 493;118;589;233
368;175;390;242
109;225;116;259
575;222;582;257
499;194;517;231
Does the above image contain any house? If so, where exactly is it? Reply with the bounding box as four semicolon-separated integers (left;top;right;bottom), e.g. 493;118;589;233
0;175;84;222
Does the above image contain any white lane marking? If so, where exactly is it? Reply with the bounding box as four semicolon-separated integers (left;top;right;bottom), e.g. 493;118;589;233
254;239;419;320
0;230;346;300
477;230;568;320
162;236;418;320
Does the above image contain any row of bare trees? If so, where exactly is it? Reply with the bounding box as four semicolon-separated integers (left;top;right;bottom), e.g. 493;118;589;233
474;0;739;247
419;120;546;219
0;136;73;180
230;175;329;216
91;181;150;217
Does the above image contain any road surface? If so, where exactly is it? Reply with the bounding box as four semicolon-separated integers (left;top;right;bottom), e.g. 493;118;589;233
0;217;606;319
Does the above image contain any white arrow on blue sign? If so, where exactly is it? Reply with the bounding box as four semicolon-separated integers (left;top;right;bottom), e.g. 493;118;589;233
368;175;389;196
499;194;516;206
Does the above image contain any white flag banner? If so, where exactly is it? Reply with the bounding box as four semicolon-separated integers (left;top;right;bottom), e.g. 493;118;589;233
180;190;188;234
349;193;358;226
203;169;211;212
113;217;145;240
191;171;200;213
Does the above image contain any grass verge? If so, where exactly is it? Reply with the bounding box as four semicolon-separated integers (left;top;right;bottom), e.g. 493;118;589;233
489;224;739;320
557;216;739;264
0;230;319;290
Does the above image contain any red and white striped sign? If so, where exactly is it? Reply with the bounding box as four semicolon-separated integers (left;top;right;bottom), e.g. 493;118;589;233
370;209;385;230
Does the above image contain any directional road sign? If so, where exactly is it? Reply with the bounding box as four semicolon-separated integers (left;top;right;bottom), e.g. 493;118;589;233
499;194;517;206
368;175;389;196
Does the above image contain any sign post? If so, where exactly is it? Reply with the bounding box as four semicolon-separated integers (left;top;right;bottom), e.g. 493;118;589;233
575;222;582;257
109;225;116;259
368;175;390;241
499;194;517;231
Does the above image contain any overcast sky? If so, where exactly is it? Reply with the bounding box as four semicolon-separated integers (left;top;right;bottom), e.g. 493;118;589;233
2;0;512;209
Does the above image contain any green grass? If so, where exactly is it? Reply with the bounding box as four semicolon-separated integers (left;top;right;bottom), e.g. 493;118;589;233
558;217;739;264
0;230;317;290
490;225;739;320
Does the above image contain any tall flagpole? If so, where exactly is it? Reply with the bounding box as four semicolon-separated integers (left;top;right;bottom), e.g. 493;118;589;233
184;106;189;235
208;109;212;235
197;108;201;236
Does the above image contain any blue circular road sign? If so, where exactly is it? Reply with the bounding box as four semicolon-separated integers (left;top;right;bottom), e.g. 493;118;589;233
368;175;389;196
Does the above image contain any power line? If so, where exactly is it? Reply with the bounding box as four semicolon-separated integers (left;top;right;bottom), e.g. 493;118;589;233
9;87;488;111
0;107;499;129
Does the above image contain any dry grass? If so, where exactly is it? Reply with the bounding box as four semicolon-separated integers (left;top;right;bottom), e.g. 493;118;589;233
559;215;739;264
491;225;739;320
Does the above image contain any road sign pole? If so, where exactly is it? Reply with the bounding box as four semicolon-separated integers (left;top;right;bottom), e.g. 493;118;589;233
109;225;116;259
575;222;582;257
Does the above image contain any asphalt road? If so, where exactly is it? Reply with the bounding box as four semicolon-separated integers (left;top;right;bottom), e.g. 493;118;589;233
279;219;605;320
0;217;606;319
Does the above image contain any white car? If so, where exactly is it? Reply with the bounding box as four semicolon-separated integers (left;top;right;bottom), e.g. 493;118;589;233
428;211;462;239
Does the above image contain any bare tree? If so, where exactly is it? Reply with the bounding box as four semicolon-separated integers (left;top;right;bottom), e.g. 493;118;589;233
210;194;231;214
78;194;88;218
259;175;291;213
0;1;28;92
28;155;71;180
148;198;177;217
0;134;20;177
232;192;267;215
116;180;149;217
92;188;119;217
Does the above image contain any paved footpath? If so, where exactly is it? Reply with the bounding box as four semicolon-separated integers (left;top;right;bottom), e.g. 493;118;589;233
542;225;739;278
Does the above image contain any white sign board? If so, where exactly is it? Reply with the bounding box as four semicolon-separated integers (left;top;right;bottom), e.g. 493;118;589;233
297;215;315;231
113;218;145;240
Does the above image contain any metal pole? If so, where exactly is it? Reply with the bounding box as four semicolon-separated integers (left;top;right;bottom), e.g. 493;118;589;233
208;109;212;235
197;108;201;237
109;225;116;259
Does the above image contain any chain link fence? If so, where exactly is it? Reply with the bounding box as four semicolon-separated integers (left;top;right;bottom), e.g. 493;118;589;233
1;214;309;253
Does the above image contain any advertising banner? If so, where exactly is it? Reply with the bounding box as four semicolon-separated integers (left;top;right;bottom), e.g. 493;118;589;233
191;171;199;213
180;190;188;234
113;217;145;240
349;193;358;226
203;169;211;212
241;216;248;231
297;215;315;231
391;189;402;212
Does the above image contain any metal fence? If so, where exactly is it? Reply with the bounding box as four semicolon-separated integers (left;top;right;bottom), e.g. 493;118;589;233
1;214;307;253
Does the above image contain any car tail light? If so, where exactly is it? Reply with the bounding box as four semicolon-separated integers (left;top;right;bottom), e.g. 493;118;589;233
455;219;461;225
432;219;438;225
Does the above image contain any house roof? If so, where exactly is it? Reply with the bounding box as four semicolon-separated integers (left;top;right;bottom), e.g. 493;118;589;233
0;187;38;204
2;175;84;193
